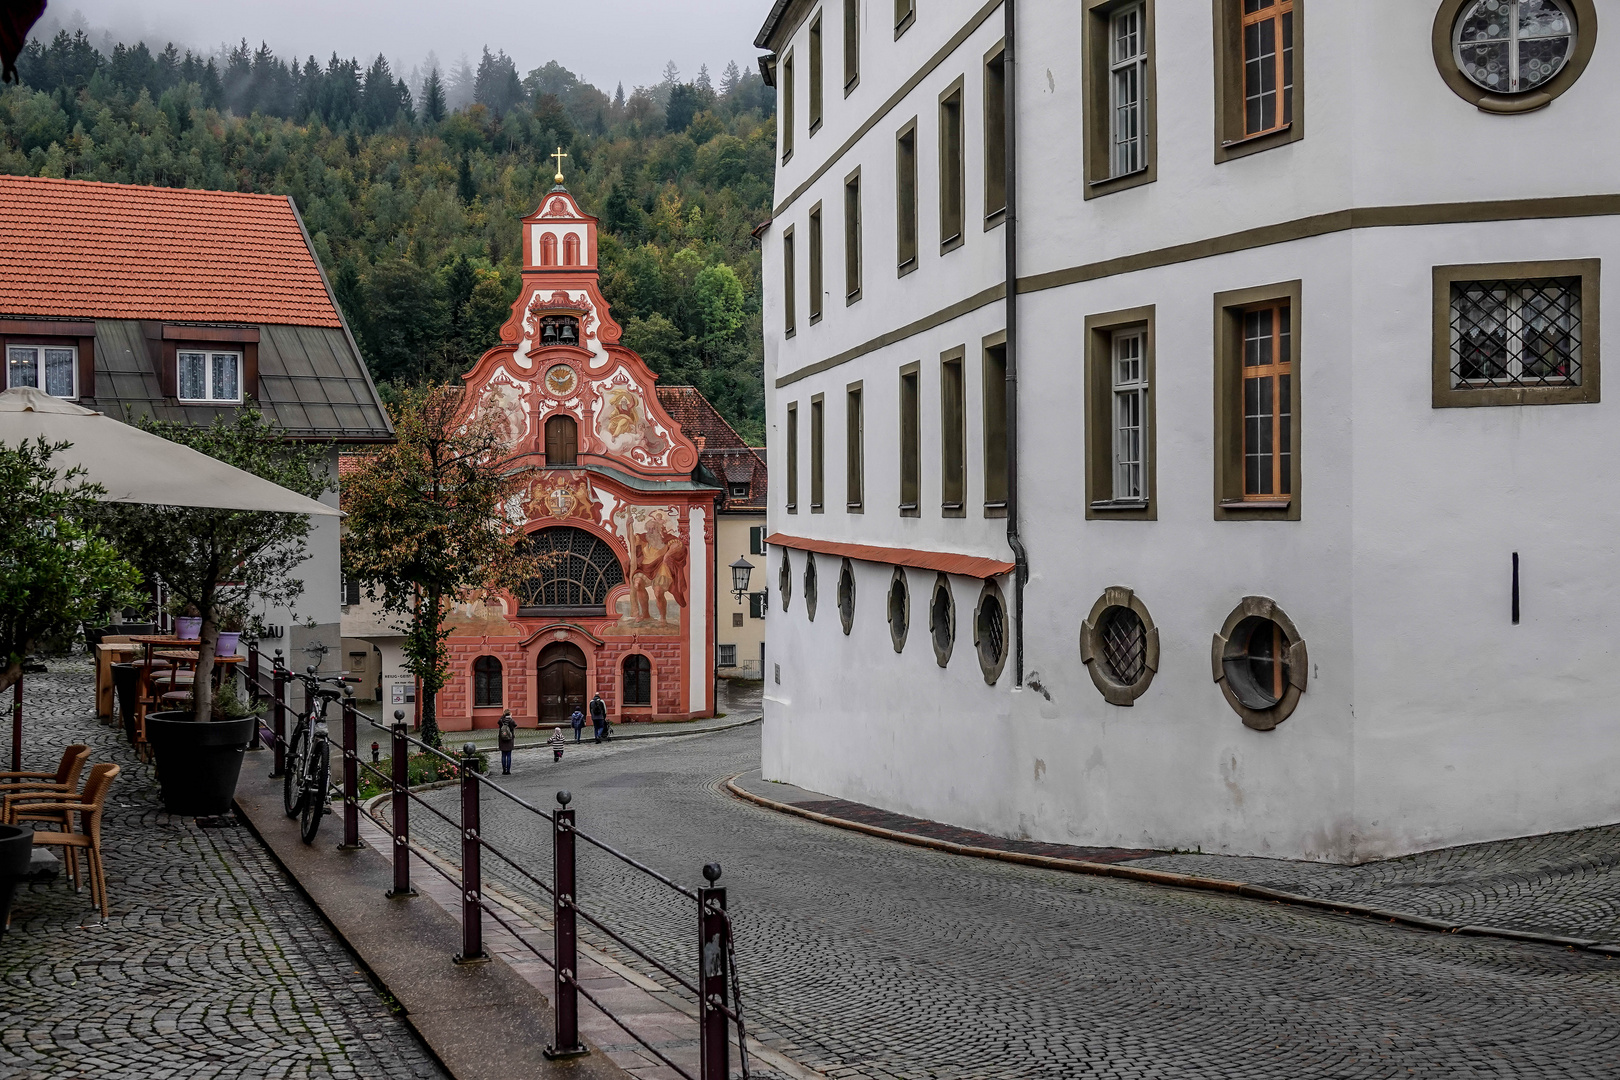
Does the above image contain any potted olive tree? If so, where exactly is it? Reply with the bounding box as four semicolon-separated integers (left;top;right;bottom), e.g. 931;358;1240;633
94;410;330;816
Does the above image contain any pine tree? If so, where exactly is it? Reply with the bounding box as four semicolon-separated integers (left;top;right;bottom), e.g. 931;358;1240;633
457;155;476;204
613;81;625;108
719;60;741;98
420;67;445;122
446;53;475;111
696;63;712;93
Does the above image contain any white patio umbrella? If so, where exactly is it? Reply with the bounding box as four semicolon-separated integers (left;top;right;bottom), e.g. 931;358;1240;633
0;386;340;516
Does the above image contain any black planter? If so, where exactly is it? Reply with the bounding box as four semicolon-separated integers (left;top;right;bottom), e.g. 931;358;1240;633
0;824;33;940
111;663;141;745
146;712;256;817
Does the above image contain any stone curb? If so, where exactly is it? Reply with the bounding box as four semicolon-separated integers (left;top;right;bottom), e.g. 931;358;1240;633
725;775;1620;959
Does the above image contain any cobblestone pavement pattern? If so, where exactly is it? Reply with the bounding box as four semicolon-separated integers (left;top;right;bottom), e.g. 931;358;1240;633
1;665;447;1080
405;723;1620;1080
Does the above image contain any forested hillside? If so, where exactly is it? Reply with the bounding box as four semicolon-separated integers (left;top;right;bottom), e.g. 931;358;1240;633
2;32;775;442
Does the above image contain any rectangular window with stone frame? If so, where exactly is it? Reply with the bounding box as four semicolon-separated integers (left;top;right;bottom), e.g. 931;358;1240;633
1213;0;1304;162
809;13;824;135
1084;307;1156;520
786;401;799;513
940;346;966;516
844;0;860;92
1083;0;1156;199
899;362;921;516
1213;281;1301;521
783;225;796;336
984;42;1007;226
845;168;862;303
846;381;864;511
938;77;965;253
896;117;918;274
810;393;825;511
1432;259;1599;408
982;332;1008;518
809;202;824;323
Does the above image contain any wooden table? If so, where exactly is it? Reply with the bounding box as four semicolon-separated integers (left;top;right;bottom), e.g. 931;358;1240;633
94;642;138;719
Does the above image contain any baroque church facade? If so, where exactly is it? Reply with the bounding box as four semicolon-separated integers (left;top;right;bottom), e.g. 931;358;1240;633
433;181;718;730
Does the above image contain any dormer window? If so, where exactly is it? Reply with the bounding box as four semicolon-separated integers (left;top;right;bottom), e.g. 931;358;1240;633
540;315;580;348
729;482;750;499
178;350;243;403
7;344;77;399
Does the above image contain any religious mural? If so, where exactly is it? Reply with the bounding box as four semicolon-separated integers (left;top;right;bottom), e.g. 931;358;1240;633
443;596;521;637
595;380;670;462
613;505;686;634
527;470;602;524
478;374;528;449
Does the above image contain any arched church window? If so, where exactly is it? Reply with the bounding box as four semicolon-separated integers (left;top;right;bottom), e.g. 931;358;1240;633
563;233;581;265
540;233;558;266
623;653;652;706
516;527;626;614
473;655;503;708
545;413;578;465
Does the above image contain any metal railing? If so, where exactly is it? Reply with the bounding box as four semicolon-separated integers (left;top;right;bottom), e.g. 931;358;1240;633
246;647;750;1079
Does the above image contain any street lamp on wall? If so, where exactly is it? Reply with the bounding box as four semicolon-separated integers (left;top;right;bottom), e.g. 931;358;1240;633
729;557;755;602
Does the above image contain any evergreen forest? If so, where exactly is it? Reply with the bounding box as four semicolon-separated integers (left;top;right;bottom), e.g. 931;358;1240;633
2;31;777;443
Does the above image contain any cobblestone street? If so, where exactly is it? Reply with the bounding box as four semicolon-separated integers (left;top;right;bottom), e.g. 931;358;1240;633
0;666;446;1080
414;725;1620;1080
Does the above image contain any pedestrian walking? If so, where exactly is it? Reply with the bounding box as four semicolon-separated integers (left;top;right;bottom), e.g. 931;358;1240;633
589;692;608;743
570;705;585;743
549;726;566;762
497;711;517;775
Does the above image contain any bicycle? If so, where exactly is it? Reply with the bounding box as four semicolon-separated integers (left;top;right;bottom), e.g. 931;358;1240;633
281;667;353;845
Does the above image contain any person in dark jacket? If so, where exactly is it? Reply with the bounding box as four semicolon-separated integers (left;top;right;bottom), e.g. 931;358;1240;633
589;692;608;743
497;711;517;774
569;705;585;742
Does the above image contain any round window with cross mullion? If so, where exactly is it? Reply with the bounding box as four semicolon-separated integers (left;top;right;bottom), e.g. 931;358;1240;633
1454;0;1576;94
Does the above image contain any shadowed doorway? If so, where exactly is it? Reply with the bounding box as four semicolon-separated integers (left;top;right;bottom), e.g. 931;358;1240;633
537;641;588;726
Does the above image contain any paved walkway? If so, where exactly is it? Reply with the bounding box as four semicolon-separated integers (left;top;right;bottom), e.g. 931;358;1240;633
0;663;446;1080
398;723;1620;1080
732;772;1620;948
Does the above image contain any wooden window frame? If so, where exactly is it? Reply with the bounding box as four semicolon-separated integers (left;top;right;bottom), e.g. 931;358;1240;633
1083;0;1157;200
1084;306;1157;521
783;225;797;337
149;324;260;403
896;117;919;275
846;381;865;512
845;167;863;303
939;346;966;517
0;321;96;400
899;361;921;516
938;76;965;255
844;0;860;94
1213;0;1305;162
809;202;824;324
809;13;824;136
782;51;795;162
1213;280;1302;521
175;348;246;404
982;331;1008;518
983;41;1007;228
895;0;916;39
810;393;826;512
1432;259;1600;408
786;401;799;513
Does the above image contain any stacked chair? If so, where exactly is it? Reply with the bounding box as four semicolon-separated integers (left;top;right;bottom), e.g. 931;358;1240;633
2;745;120;923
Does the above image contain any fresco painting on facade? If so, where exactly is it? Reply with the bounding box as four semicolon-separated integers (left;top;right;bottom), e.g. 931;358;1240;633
595;379;672;462
615;505;687;634
528;470;603;524
478;372;528;449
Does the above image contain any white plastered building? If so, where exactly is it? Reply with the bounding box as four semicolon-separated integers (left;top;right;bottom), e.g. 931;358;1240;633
755;0;1619;862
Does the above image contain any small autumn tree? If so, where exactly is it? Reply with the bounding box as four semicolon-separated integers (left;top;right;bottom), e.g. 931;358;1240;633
91;410;334;721
0;438;142;695
341;385;541;748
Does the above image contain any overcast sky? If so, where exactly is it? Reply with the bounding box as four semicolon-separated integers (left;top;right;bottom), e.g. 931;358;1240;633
36;1;769;94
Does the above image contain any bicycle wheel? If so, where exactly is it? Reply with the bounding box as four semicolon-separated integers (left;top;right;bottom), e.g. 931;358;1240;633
299;738;330;845
283;724;308;818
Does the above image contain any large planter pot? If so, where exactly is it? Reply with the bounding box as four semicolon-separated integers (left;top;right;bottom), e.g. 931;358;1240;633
215;632;242;658
0;824;34;940
146;712;255;816
174;616;202;641
111;663;141;744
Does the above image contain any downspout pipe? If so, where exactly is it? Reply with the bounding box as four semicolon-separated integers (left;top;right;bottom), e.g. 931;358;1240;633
1003;0;1029;687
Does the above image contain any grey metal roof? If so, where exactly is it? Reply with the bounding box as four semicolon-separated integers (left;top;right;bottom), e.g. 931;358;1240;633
88;319;392;441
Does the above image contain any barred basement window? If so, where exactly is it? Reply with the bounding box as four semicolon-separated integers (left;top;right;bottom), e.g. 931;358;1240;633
516;527;626;614
803;552;819;621
929;573;955;667
973;580;1008;685
1434;261;1599;407
887;567;909;653
473;655;503;708
837;558;856;635
1212;596;1307;730
1079;587;1159;706
779;548;793;611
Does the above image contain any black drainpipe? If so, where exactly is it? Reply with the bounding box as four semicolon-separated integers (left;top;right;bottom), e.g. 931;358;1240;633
1003;0;1028;687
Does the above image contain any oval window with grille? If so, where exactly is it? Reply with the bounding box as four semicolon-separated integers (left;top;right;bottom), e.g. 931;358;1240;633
1212;596;1308;730
929;573;955;667
837;558;856;635
887;567;909;653
778;548;793;612
1079;587;1160;706
803;552;819;622
974;580;1009;685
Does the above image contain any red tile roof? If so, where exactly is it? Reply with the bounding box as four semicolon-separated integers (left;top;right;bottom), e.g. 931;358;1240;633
766;533;1015;580
655;385;767;509
0;175;342;327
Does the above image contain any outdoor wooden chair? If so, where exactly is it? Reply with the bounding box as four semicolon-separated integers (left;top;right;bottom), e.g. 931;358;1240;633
11;763;120;920
0;743;90;801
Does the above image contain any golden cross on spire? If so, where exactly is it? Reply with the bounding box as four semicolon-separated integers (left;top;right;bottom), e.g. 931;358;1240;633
551;146;569;184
